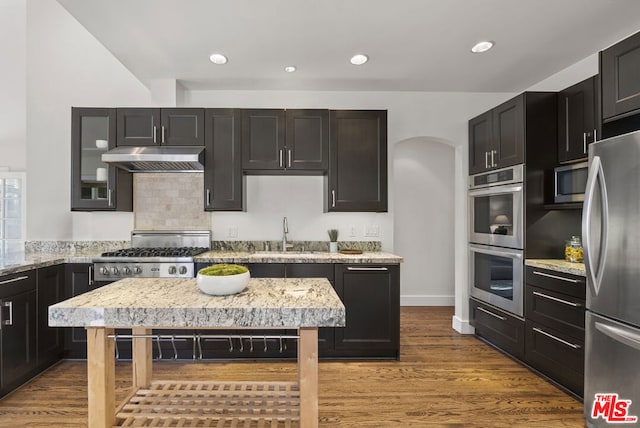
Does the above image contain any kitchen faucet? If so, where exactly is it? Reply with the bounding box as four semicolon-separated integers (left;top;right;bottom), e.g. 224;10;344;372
282;217;293;252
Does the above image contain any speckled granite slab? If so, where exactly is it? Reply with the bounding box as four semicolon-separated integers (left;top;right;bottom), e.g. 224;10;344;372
195;251;403;264
49;277;345;328
525;259;586;277
0;254;66;276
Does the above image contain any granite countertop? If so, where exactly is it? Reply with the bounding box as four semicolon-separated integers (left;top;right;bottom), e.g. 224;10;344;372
525;259;586;277
0;250;402;278
49;277;346;329
194;251;403;264
0;254;68;276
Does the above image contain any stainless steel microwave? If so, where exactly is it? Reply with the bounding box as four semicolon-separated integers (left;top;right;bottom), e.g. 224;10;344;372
554;161;588;203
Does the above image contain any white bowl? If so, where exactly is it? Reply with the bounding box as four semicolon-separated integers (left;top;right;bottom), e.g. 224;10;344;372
95;139;108;149
197;271;250;295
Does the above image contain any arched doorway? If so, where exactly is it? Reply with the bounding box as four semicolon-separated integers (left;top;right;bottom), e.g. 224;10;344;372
393;137;456;306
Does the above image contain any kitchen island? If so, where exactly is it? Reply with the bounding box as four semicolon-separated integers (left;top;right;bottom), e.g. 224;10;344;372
49;277;345;428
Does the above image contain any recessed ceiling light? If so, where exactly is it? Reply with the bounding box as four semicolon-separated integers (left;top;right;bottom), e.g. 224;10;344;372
209;53;228;64
350;54;369;65
471;41;494;53
284;66;297;73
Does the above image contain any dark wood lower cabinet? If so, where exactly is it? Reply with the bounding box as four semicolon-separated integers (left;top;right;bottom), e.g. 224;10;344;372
0;270;38;396
470;298;525;360
37;264;65;368
524;320;584;397
195;262;399;360
332;264;400;359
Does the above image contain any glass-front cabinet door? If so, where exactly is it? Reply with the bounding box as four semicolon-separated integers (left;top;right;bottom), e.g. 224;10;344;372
71;108;131;211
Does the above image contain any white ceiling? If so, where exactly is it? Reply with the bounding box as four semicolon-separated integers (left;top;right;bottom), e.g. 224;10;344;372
57;0;640;92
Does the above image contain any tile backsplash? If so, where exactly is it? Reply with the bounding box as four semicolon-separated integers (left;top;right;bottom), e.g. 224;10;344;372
133;173;211;231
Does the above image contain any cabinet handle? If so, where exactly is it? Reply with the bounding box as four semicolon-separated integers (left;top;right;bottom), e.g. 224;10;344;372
206;189;211;206
153;126;157;143
565;98;570;152
491;150;496;167
331;190;336;208
288;149;292;168
532;291;581;307
0;275;29;286
485;151;489;169
583;132;587;154
532;270;580;283
88;265;94;286
279;149;284;168
593;128;597;143
161;126;166;143
477;306;506;321
532;327;581;349
347;267;388;271
2;301;13;326
108;188;113;207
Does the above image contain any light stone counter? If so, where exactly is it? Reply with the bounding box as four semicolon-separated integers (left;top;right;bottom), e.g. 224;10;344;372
49;277;346;329
525;259;586;277
0;254;66;276
195;251;403;264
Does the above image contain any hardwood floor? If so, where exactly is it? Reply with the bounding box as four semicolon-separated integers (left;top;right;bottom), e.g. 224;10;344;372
0;307;584;427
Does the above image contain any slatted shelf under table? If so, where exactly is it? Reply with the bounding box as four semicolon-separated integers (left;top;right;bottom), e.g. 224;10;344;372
116;380;300;427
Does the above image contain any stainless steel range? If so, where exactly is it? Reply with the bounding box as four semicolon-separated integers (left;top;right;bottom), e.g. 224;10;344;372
94;230;211;281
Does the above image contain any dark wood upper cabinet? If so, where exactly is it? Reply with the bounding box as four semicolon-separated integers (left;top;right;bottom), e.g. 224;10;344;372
204;109;244;211
327;110;388;212
285;109;329;170
469;96;524;174
242;109;286;170
71;107;132;211
117;108;204;146
493;96;524;169
242;109;328;173
468;112;492;174
469;93;556;175
558;76;597;163
601;30;640;122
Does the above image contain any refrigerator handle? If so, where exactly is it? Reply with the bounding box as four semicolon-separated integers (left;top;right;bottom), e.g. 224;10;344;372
595;322;640;352
582;155;609;296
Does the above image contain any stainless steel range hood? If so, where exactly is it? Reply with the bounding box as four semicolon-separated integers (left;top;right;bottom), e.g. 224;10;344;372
101;146;204;172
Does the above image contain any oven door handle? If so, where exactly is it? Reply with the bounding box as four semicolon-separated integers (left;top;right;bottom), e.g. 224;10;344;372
469;244;523;259
468;184;523;197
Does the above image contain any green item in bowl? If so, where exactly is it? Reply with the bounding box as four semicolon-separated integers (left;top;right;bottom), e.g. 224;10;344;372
198;264;248;276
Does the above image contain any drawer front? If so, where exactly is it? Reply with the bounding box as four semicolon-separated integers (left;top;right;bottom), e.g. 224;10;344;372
525;285;585;340
525;320;584;397
525;266;585;299
0;270;36;296
470;298;524;359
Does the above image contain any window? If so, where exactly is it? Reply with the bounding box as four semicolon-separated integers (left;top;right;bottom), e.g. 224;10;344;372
0;172;26;258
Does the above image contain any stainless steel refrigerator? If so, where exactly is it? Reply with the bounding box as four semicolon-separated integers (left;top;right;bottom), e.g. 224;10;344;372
583;130;640;427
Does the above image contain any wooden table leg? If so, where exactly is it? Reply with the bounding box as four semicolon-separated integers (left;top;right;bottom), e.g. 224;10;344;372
298;327;318;428
132;327;152;388
86;327;115;428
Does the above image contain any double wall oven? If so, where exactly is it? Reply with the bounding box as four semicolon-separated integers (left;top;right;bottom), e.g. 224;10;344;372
468;164;524;317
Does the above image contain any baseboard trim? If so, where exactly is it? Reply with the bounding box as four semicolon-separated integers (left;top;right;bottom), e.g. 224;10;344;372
400;295;454;306
452;315;475;335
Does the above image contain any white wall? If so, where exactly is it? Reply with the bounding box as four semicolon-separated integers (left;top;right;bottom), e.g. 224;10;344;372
25;0;151;240
0;0;26;171
394;137;455;305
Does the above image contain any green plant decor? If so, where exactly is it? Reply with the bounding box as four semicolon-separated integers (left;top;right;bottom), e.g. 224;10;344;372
328;229;339;242
198;264;248;276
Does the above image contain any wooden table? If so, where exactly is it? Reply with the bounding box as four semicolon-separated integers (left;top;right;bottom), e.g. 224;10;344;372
49;278;345;428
